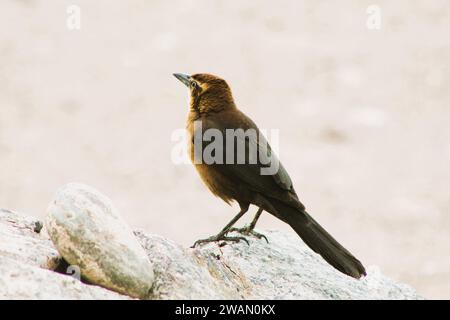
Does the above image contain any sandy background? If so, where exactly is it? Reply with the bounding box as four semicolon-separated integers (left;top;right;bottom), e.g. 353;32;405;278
0;1;449;298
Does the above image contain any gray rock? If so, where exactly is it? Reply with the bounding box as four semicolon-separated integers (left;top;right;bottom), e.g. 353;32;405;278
135;230;422;300
1;189;423;300
45;183;154;299
0;257;129;300
0;209;129;299
0;209;59;269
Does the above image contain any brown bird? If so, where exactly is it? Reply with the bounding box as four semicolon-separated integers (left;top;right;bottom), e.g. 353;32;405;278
174;73;366;279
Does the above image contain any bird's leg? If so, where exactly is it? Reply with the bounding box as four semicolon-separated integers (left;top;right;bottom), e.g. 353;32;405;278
229;207;269;243
248;207;263;230
191;207;250;248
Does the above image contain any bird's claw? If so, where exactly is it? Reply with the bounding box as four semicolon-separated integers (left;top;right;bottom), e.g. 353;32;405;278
191;234;249;248
228;226;269;243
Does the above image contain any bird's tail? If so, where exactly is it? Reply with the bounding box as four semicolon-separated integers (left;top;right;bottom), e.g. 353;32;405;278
269;199;366;279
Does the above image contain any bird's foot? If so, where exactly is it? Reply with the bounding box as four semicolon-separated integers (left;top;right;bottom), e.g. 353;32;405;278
228;226;269;243
191;233;250;248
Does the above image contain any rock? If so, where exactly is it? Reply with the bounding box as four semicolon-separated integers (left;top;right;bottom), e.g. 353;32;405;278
0;209;59;270
0;256;130;300
45;183;154;299
0;209;129;299
0;187;423;300
135;230;422;300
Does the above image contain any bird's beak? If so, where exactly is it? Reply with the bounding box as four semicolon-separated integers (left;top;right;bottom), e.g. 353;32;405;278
173;73;191;87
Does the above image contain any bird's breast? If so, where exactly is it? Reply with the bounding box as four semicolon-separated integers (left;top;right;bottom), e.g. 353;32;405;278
186;115;237;204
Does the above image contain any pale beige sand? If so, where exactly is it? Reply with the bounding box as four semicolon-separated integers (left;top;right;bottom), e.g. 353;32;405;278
0;1;449;298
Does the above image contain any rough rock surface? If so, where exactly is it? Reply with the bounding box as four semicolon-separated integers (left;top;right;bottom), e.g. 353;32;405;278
136;230;422;300
0;209;129;299
0;203;422;300
45;183;154;299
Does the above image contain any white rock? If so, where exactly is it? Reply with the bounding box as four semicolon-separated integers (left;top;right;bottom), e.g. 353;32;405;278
0;209;59;269
45;183;154;299
0;209;129;299
1;200;422;300
135;230;423;300
0;257;129;300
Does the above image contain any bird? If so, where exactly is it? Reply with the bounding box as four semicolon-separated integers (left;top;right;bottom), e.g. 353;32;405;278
173;72;366;279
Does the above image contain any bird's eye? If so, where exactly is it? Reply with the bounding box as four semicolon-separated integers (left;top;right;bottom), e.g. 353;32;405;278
190;81;198;89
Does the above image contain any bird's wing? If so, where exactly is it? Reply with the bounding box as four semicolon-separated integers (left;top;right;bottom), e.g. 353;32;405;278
243;130;293;191
201;111;300;206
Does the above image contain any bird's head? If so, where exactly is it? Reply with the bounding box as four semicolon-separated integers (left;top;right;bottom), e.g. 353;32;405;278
173;73;236;113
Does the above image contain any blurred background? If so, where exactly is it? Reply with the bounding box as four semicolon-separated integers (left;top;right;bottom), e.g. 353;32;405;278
0;0;449;298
